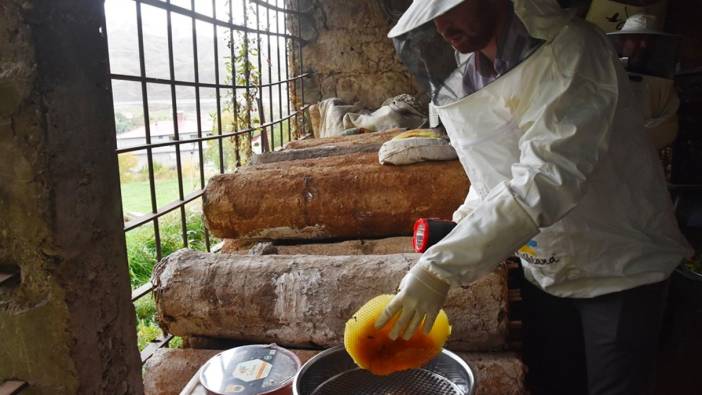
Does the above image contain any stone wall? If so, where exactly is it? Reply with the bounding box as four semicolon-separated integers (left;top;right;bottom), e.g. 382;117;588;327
0;0;143;393
291;0;420;110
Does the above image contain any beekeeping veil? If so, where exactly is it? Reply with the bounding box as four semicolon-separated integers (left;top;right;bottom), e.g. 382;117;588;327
387;0;570;106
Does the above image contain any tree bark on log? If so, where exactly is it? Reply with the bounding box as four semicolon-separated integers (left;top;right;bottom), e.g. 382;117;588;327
203;152;469;240
143;348;526;395
221;236;415;255
153;250;508;351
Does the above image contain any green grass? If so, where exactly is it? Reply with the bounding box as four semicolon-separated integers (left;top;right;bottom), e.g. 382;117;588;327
120;177;201;215
126;209;211;288
135;294;161;350
270;121;292;150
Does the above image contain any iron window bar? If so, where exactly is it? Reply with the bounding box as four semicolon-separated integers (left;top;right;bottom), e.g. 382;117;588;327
265;2;274;150
190;0;210;251
140;334;174;363
276;0;285;146
111;72;310;91
108;0;310;363
228;0;242;168
124;189;205;232
213;0;225;174
255;0;264;151
165;2;190;247
242;0;254;163
283;0;292;142
131;282;154;302
134;0;164;260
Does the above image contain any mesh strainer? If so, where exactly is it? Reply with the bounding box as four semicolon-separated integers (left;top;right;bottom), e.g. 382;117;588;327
293;345;475;395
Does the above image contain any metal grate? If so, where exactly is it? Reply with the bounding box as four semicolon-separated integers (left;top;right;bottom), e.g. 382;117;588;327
104;0;309;362
310;369;463;395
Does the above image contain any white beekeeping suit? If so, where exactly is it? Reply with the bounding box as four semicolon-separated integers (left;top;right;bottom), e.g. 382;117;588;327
630;73;680;148
376;0;691;341
607;14;683;149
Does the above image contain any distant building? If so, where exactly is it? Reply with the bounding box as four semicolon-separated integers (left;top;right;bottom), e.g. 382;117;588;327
116;112;212;169
116;112;265;171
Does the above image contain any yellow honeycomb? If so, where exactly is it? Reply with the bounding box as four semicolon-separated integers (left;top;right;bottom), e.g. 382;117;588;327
344;294;451;376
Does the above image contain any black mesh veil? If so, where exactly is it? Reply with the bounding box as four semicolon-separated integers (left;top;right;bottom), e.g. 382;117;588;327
390;6;544;107
391;22;465;106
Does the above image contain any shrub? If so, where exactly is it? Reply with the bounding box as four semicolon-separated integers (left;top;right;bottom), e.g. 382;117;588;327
126;209;211;288
118;153;140;182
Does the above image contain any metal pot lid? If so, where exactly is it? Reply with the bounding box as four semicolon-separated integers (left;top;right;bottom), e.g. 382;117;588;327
200;344;301;395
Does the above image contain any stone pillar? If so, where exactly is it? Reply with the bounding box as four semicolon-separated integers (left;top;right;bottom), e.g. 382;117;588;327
0;1;143;393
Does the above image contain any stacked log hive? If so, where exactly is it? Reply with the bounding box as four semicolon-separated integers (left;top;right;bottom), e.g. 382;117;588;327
203;129;470;241
153;249;509;351
143;348;526;395
204;153;468;240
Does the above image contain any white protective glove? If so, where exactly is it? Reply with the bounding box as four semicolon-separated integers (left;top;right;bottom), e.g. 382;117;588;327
375;264;450;341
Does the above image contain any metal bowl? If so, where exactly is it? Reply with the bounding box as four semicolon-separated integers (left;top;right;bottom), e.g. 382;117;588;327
293;345;475;395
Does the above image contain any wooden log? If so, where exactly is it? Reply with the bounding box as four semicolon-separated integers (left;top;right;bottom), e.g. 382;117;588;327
220;236;415;255
203;152;469;240
153;250;508;351
143;348;526;395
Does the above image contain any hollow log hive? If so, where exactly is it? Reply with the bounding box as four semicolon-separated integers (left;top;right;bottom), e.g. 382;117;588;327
203;154;469;241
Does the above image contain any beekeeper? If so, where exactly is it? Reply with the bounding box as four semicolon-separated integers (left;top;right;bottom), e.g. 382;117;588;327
373;1;692;394
608;14;683;149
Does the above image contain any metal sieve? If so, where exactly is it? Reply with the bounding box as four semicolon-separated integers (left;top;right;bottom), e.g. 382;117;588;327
293;345;475;395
